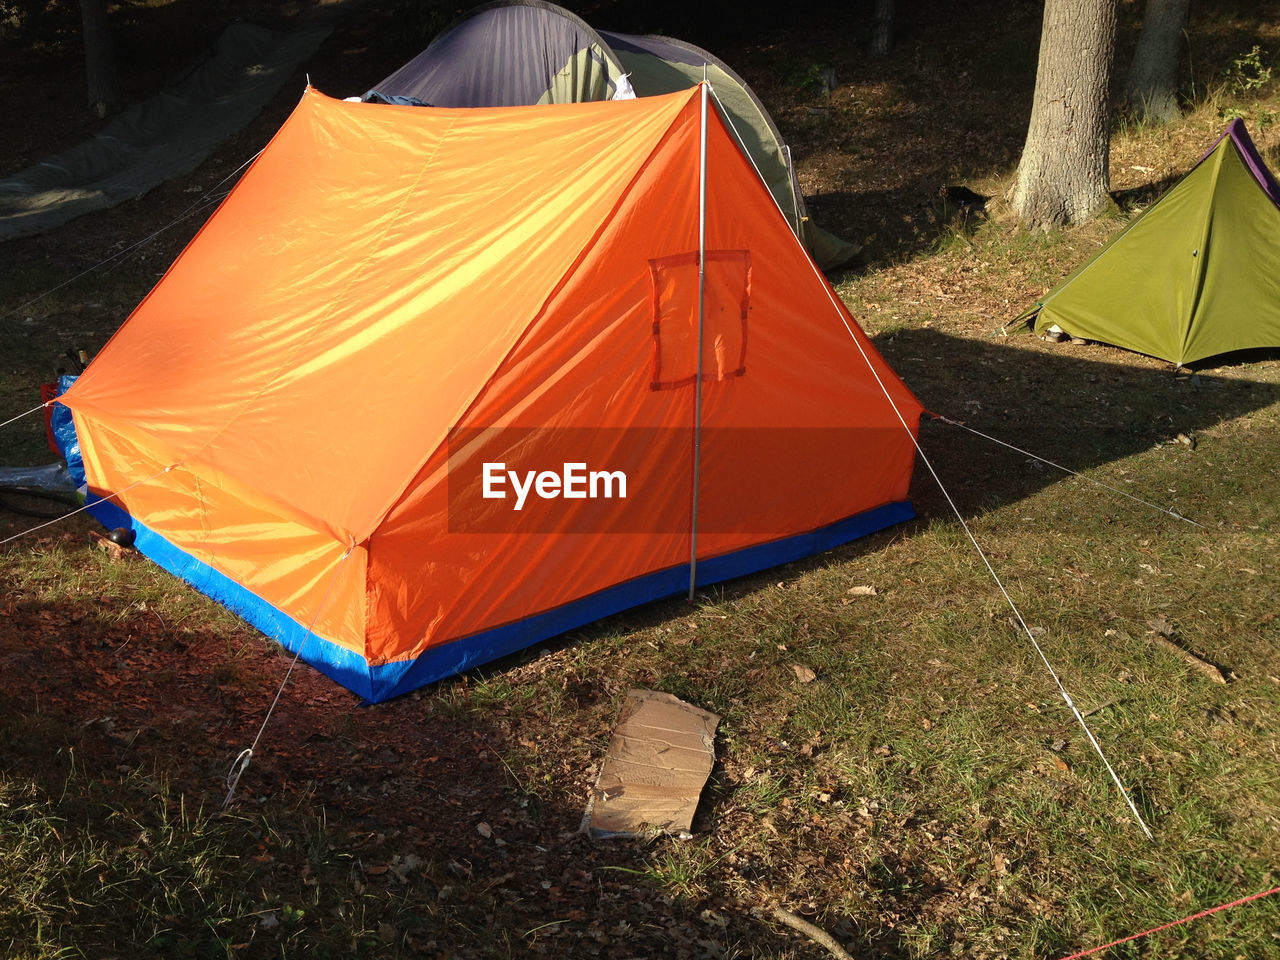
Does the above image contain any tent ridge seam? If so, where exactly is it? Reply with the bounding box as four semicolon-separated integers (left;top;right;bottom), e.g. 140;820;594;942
1182;141;1227;359
359;90;704;540
179;108;459;523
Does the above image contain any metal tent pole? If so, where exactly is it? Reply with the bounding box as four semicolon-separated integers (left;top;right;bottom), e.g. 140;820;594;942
688;81;709;603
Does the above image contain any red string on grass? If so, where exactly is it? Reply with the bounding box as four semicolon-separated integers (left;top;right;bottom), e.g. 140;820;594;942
1059;886;1280;960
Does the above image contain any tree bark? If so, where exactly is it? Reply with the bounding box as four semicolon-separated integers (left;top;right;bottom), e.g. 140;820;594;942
871;0;896;56
1011;0;1119;229
81;0;119;118
1123;0;1190;123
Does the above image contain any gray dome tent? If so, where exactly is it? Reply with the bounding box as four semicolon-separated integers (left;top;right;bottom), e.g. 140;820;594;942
367;0;624;107
364;0;857;269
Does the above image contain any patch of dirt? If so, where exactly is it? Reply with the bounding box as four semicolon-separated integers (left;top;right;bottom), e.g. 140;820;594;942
0;530;795;957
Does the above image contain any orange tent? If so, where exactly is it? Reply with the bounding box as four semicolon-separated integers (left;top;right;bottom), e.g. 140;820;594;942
61;86;922;701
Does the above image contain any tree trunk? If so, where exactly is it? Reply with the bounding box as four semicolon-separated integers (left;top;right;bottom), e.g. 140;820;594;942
1124;0;1190;123
1011;0;1119;229
81;0;119;118
871;0;896;56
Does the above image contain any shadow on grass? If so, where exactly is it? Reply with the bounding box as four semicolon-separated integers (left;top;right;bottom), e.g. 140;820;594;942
591;325;1280;628
1112;172;1187;213
0;575;810;959
510;324;1280;671
876;326;1280;520
6;322;1275;955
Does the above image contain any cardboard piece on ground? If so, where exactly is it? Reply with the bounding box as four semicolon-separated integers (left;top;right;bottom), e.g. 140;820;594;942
585;689;720;839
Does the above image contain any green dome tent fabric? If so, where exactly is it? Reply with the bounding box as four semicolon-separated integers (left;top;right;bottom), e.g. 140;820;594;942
364;1;859;269
1023;120;1280;367
597;30;860;270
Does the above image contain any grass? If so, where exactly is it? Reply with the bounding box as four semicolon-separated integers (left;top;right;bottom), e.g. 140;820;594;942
0;721;248;958
3;0;1280;958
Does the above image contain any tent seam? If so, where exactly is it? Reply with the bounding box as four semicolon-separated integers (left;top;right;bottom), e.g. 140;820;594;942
357;89;705;542
1181;142;1226;363
611;32;806;229
62;92;308;405
175;100;458;541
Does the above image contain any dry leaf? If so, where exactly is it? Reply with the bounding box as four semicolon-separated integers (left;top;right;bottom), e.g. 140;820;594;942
791;664;817;684
476;822;492;838
88;529;134;562
846;585;878;597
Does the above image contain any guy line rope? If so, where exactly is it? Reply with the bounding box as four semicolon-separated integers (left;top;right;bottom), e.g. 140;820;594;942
4;86;1188;829
223;542;356;810
710;73;1164;839
797;264;1159;840
0;399;355;811
0;463;179;549
0;149;260;327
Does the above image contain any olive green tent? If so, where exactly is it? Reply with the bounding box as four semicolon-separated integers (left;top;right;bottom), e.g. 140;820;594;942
1022;120;1280;367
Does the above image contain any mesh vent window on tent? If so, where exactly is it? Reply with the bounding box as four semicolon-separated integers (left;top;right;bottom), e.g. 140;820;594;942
648;249;751;390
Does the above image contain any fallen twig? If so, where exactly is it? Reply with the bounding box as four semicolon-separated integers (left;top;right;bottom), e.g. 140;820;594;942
1081;697;1122;719
771;907;856;960
1145;632;1229;684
